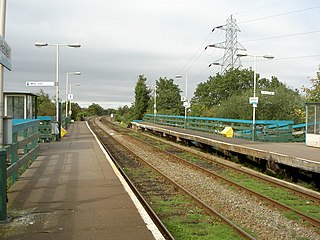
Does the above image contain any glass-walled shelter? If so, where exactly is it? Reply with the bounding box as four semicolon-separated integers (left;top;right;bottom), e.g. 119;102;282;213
4;92;38;119
306;102;320;148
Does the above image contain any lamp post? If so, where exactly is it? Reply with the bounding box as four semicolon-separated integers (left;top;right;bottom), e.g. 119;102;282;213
35;42;81;140
66;72;81;118
236;53;274;141
175;75;188;128
69;83;80;118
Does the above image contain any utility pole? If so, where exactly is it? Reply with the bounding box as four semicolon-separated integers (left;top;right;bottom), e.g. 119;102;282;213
206;15;246;74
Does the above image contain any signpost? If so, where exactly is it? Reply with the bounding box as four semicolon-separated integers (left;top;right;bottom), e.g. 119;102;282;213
261;90;275;96
26;81;55;87
249;97;259;104
249;97;258;108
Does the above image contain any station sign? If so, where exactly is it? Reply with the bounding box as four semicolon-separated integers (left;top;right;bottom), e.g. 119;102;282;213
26;82;55;87
0;36;11;71
68;94;73;100
249;97;259;105
261;90;275;96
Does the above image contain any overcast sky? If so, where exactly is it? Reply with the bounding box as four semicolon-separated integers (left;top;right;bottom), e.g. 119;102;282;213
3;0;320;109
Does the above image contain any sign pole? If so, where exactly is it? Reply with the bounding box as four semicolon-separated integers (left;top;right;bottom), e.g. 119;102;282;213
0;0;7;148
0;0;7;222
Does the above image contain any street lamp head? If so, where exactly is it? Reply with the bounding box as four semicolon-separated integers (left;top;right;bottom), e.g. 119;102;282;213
75;83;80;86
175;75;183;78
35;42;48;47
68;43;81;48
73;72;81;75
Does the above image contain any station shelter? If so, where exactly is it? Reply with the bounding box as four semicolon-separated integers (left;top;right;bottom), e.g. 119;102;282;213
306;102;320;148
4;92;37;119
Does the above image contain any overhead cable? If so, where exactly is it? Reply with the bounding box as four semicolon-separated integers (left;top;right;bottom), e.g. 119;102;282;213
233;0;297;15
241;30;320;43
238;5;320;24
177;31;212;75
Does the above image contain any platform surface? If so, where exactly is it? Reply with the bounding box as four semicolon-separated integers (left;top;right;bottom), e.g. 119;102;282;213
1;121;161;240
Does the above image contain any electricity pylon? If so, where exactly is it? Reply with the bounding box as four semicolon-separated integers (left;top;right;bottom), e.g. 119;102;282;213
206;15;246;74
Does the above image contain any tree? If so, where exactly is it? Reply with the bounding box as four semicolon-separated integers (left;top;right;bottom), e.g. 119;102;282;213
133;75;151;119
156;77;183;115
70;102;82;120
37;90;55;116
86;103;105;116
105;108;117;116
303;66;320;102
216;84;304;123
191;68;254;116
215;90;251;119
116;105;134;124
191;68;304;122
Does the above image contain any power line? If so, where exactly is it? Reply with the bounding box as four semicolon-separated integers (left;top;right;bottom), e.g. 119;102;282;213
188;66;210;85
273;54;320;61
238;5;320;24
177;22;228;76
178;31;212;75
233;0;297;15
241;30;320;43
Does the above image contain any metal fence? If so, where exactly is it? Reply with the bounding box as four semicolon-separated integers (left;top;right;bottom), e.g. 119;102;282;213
1;119;40;221
142;114;304;142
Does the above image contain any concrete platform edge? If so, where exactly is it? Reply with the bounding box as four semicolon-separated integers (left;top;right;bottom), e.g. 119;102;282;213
85;121;165;240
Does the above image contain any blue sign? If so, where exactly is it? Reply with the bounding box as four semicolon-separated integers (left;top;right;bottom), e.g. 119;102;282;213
0;36;11;71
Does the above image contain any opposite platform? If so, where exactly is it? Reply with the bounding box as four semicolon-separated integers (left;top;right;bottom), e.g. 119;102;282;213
1;121;163;240
132;122;320;174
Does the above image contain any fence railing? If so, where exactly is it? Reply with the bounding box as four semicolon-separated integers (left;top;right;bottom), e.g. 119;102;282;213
142;114;304;142
6;119;40;186
1;119;40;221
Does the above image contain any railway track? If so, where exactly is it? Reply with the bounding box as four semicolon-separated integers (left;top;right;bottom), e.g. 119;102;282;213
89;117;255;239
90;117;320;239
100;117;320;214
140;132;320;203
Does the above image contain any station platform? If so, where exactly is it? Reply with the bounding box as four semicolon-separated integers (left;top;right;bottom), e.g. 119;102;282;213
132;122;320;174
2;122;163;240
